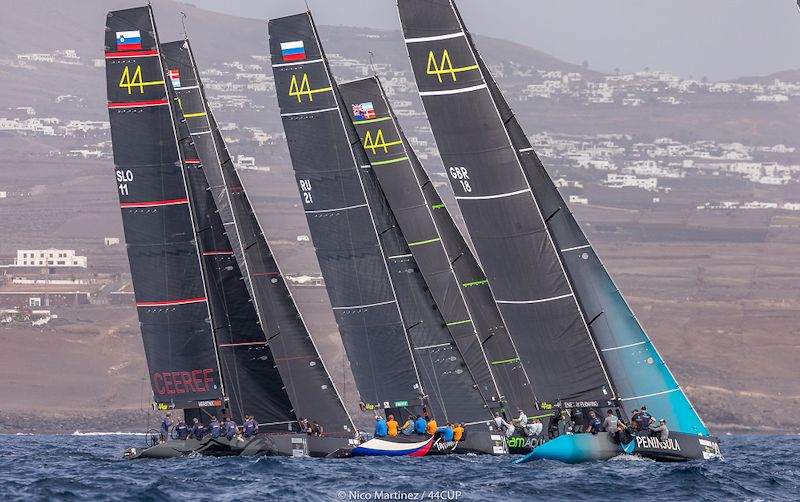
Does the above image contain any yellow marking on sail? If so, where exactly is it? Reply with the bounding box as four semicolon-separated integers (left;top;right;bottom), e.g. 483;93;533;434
363;129;402;154
183;112;207;118
288;73;332;103
426;50;478;83
119;65;164;94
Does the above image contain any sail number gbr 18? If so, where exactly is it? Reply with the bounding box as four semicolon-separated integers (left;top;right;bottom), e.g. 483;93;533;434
449;166;472;193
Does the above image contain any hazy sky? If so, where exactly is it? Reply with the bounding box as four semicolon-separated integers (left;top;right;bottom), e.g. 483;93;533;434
188;0;800;80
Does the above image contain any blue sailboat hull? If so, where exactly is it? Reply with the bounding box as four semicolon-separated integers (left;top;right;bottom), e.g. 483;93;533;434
514;432;722;464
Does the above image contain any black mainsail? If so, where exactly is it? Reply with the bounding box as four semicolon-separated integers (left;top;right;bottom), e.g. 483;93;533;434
269;12;493;424
105;7;225;409
339;76;537;415
160;39;355;434
398;0;708;434
398;0;614;407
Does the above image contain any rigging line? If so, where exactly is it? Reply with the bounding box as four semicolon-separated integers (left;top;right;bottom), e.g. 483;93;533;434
179;12;187;40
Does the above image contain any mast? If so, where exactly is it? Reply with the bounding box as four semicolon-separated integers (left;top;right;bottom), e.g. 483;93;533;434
457;11;708;433
339;76;538;415
397;0;615;407
269;12;494;424
104;6;224;409
160;39;355;434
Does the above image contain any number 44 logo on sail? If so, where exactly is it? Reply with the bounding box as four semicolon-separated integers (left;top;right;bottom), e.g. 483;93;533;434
426;50;478;83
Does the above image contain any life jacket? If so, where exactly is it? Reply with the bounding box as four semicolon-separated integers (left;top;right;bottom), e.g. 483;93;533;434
414;417;427;434
425;419;438;435
453;426;464;441
244;420;255;437
386;420;399;436
210;421;221;438
175;423;189;439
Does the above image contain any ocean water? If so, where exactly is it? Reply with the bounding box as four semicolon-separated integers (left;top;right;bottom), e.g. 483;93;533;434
0;434;797;501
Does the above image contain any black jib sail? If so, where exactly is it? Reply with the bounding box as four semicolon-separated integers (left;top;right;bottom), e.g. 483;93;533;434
105;7;224;408
160;39;355;435
339;76;537;415
398;0;615;406
466;25;708;432
269;12;493;424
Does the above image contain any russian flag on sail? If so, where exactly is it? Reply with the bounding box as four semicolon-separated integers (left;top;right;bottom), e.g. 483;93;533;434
116;30;142;51
168;69;181;88
280;40;306;62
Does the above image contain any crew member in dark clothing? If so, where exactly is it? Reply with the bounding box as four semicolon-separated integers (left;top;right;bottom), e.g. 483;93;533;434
190;418;206;439
585;411;602;435
175;419;190;440
159;412;173;443
299;418;311;435
636;406;653;432
225;418;238;440
571;408;585;433
311;421;323;437
209;417;221;438
243;416;257;438
614;421;634;445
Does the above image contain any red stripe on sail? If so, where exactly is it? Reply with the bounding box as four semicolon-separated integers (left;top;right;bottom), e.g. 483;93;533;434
108;99;168;109
185;159;201;164
136;297;206;307
105;49;159;59
120;198;189;208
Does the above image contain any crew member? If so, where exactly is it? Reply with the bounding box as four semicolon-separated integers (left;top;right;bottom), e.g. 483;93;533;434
649;418;669;440
159;412;173;443
526;418;543;437
585;411;602;435
614;421;634;445
209;417;221;438
517;409;528;428
637;406;653;431
425;417;438;435
243;416;257;438
174;419;190;440
311;421;323;437
400;415;415;436
452;423;464;442
190;418;206;439
374;416;388;438
571;408;585;433
386;415;399;437
602;410;619;435
414;415;428;434
299;418;311;435
557;409;572;436
493;412;514;438
225;418;238;440
436;424;454;441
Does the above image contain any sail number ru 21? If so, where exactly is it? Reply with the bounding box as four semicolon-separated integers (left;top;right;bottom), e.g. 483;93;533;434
116;169;134;196
448;166;471;193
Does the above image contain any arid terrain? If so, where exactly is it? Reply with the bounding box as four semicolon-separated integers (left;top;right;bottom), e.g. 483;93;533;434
0;0;797;434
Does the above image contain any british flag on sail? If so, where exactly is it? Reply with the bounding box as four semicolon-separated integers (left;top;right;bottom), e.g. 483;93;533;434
116;30;142;51
168;69;181;89
352;102;376;121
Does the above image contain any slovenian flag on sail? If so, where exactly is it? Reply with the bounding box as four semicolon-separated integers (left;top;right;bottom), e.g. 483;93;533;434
352;102;376;121
116;31;142;51
280;40;306;62
168;69;181;89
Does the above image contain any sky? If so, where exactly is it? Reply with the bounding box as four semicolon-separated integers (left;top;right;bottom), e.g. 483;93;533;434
187;0;800;81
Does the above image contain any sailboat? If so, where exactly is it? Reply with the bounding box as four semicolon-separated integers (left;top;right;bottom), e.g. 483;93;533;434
268;11;506;456
396;0;722;462
338;76;547;453
105;6;358;459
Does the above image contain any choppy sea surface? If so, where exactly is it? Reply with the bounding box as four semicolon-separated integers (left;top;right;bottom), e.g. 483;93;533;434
0;434;797;501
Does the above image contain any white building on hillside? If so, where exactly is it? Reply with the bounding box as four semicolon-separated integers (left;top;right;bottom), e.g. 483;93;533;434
13;249;87;268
